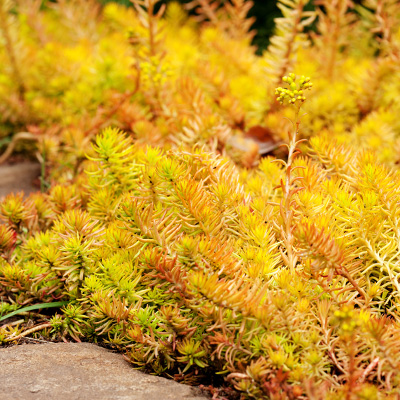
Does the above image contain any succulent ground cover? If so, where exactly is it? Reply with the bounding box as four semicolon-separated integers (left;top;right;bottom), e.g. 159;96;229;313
1;1;400;399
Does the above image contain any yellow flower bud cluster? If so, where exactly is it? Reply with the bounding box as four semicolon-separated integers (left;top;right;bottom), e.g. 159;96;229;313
333;305;361;335
275;73;313;106
140;56;173;88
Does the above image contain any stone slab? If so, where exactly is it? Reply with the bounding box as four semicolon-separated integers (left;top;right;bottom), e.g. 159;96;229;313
0;162;40;198
0;343;209;400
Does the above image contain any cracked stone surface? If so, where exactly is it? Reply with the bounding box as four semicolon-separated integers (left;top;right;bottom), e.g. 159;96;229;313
0;343;210;400
0;162;40;198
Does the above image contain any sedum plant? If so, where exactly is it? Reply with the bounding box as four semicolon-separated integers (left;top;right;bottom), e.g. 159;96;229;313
1;0;400;399
1;0;400;169
1;121;400;398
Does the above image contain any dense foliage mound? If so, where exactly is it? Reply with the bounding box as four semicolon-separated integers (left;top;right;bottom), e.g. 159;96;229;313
1;1;400;399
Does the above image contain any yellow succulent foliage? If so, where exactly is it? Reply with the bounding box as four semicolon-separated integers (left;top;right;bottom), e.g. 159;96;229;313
1;0;400;399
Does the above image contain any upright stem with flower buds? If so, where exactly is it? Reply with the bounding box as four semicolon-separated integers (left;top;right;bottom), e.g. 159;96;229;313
274;73;313;273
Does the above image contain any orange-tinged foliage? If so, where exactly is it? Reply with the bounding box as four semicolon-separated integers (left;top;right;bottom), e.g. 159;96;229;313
1;1;400;399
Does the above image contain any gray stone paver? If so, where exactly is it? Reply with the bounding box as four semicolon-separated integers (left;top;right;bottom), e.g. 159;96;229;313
0;343;209;400
0;162;40;198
